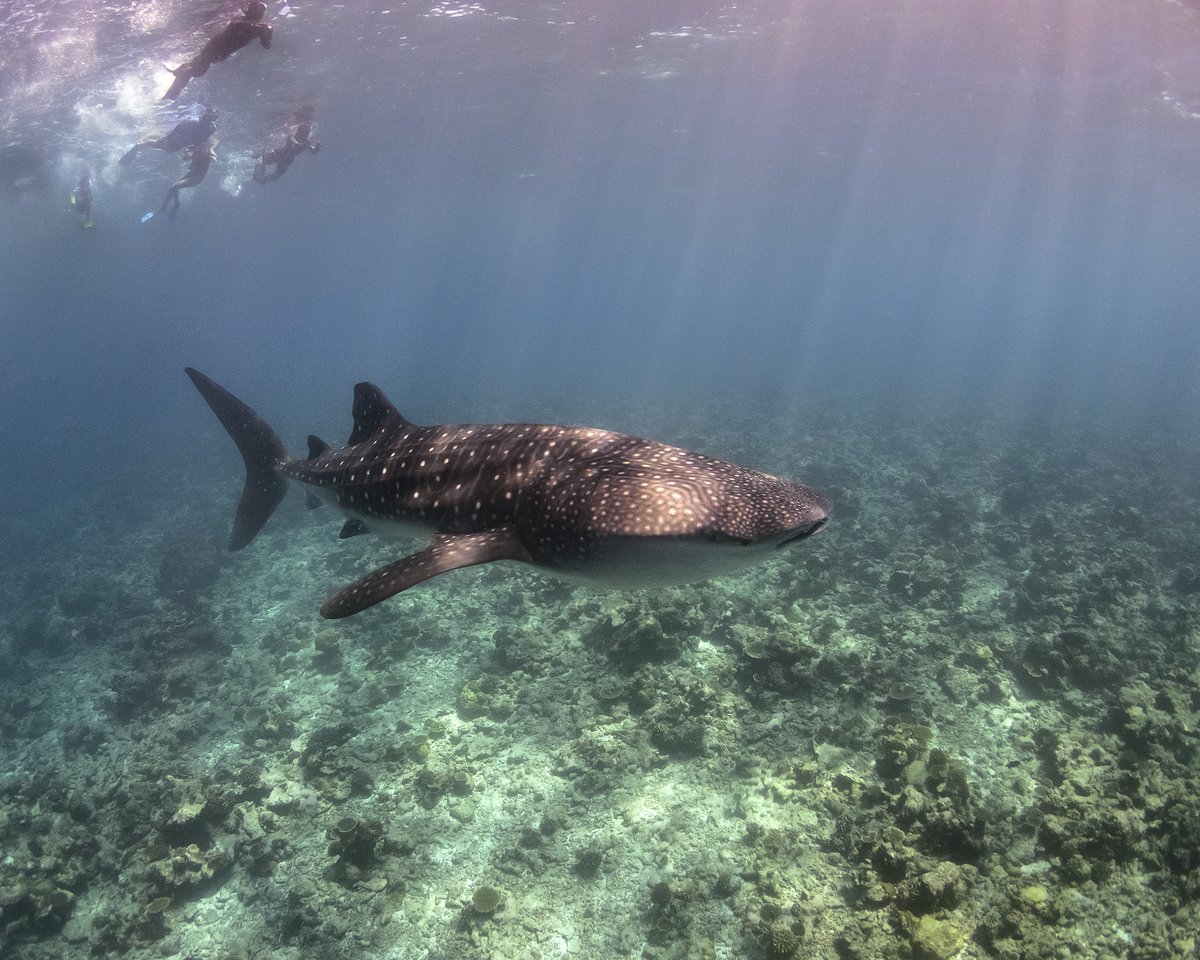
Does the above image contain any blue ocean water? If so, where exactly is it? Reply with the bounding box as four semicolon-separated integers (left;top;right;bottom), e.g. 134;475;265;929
3;1;1200;958
4;0;1199;449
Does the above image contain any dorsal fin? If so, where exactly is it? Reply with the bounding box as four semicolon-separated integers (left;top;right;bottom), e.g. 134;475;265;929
307;434;330;459
348;382;412;445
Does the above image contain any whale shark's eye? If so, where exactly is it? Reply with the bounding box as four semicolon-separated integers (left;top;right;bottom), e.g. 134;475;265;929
740;539;752;546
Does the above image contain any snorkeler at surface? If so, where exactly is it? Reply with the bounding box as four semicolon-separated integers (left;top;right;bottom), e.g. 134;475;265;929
252;123;321;183
142;140;217;221
119;108;218;165
70;173;93;228
162;1;273;101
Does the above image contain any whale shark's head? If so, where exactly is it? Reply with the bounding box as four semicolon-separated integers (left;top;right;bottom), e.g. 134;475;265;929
686;472;835;578
549;464;832;589
696;472;831;554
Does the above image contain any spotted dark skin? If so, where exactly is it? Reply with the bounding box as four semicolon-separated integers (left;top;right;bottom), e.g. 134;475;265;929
186;369;831;618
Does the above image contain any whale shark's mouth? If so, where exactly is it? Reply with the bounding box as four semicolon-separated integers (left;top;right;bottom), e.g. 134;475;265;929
777;516;829;549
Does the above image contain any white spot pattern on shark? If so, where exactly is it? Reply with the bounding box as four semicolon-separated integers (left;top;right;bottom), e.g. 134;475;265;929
185;368;832;619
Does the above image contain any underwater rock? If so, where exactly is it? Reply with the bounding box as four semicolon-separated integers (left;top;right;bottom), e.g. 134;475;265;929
162;798;215;848
137;895;171;940
1038;805;1143;882
555;730;637;797
146;842;232;899
586;601;698;667
8;613;61;659
456;672;517;720
1108;503;1145;534
905;912;968;960
311;630;343;674
1028;725;1156;889
760;919;803;956
155;533;224;606
647;877;700;941
885;680;919;706
1113;679;1185;753
469;884;503;915
492;623;562;672
917;752;986;863
56;578;105;618
868;826;917;885
998;482;1034;519
896;861;973;913
1153;790;1200;894
641;677;720;757
731;619;824;695
1013;567;1073;621
646;713;707;756
264;780;303;814
299;723;374;801
886;552;965;606
236;803;291;878
1173;565;1200;595
0;882;76;937
572;845;605;878
0;780;102;943
103;668;169;723
325;815;384;886
874;724;930;782
414;765;450;809
242;703;295;745
448;769;474;797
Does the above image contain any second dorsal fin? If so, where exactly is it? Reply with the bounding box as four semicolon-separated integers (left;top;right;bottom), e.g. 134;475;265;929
307;434;330;459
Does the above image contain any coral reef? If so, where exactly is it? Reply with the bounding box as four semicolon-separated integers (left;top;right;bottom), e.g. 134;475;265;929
2;405;1199;959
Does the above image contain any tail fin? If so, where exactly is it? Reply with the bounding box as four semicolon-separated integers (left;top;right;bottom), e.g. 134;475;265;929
185;368;290;550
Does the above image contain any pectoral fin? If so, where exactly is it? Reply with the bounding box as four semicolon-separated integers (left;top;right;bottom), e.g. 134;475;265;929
320;529;532;619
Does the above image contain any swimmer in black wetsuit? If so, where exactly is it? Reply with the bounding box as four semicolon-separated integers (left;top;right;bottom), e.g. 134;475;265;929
162;1;273;101
120;108;217;165
157;140;217;214
70;173;93;227
253;123;321;183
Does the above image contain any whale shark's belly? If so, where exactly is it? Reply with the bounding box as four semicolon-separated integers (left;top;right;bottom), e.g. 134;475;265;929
534;535;777;588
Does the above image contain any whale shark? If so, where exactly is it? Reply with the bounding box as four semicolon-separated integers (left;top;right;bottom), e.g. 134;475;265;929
185;368;832;618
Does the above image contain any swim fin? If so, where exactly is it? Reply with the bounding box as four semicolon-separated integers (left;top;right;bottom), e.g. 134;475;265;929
162;68;190;101
140;211;155;223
